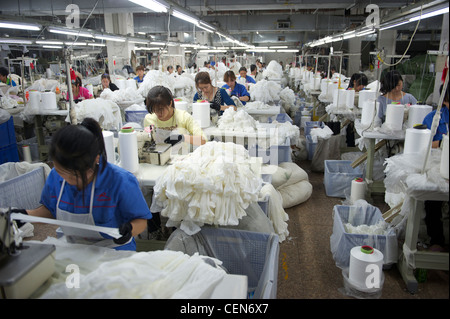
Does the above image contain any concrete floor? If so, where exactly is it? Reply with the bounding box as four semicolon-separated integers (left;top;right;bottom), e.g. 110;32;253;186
277;160;449;299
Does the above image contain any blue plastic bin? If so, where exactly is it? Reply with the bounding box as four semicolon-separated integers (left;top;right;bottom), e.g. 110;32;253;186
125;110;148;126
248;138;291;165
324;160;363;198
305;135;317;161
268;113;293;124
305;121;324;136
0;116;16;147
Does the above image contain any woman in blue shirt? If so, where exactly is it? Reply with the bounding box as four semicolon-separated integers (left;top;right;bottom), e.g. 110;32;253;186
238;66;256;84
193;71;236;114
222;70;251;105
19;118;152;251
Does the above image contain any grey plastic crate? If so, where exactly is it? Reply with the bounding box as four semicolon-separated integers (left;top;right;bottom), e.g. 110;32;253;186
324;160;363;198
248;137;291;165
0;165;46;210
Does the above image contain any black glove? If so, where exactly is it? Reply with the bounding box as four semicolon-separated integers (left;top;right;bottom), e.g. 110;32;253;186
10;208;28;228
164;134;184;146
113;222;133;245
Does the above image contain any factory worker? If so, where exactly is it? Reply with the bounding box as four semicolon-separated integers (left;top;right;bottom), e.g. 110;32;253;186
67;76;93;102
347;73;368;92
422;84;449;252
193;71;236;114
250;64;263;82
176;65;184;76
238;66;256;84
0;66;17;87
167;65;174;75
377;70;417;122
14;118;152;251
222;70;251;105
144;85;207;146
101;73;119;91
134;65;145;84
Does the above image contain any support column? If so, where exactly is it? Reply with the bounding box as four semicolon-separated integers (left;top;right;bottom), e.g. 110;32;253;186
104;13;136;75
347;37;362;75
432;13;449;105
377;29;397;73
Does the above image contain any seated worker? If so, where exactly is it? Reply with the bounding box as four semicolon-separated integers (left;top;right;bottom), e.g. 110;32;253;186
193;71;236;115
144;85;207;146
134;65;145;84
0;66;17;87
167;65;174;75
222;70;251;105
101;73;119;91
250;64;263;82
377;70;417;122
12;118;152;251
347;73;368;92
67;76;93;102
422;84;449;252
176;65;184;76
238;66;256;84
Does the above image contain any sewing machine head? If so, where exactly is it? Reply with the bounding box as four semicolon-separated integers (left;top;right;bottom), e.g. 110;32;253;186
0;208;23;257
135;130;172;165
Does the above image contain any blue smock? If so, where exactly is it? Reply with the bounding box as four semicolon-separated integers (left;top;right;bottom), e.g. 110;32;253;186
222;82;250;105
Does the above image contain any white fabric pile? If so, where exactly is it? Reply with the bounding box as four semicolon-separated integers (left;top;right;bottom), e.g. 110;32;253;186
137;70;176;98
262;60;283;79
100;87;142;103
152;141;263;235
37;239;226;299
217;107;258;132
25;78;60;93
0;95;20;109
243;101;272;110
262;162;313;209
256;121;300;148
279;87;296;112
69;98;122;130
259;183;289;242
344;220;389;235
309;125;334;142
172;73;197;100
249;80;282;103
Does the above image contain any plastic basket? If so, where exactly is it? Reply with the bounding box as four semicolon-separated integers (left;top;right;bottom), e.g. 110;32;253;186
330;205;398;268
0;165;46;209
200;227;279;299
248;137;291;165
305;135;317;161
268;113;293;124
324;160;363;198
0;144;19;165
0;116;16;147
124;110;148;127
305;121;324;136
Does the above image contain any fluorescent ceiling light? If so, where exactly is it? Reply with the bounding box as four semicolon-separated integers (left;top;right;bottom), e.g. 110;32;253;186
409;7;449;22
95;34;126;42
0;21;41;31
42;45;63;49
277;49;299;52
357;29;375;37
199;21;215;32
150;41;165;46
379;20;410;31
0;38;33;45
88;43;106;47
199;49;226;53
48;27;93;38
172;10;199;25
128;0;168;13
65;41;87;46
197;24;214;33
128;38;149;44
134;47;160;50
36;40;64;45
269;46;288;49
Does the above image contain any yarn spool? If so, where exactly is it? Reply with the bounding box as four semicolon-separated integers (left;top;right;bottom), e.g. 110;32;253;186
192;102;211;128
118;127;139;173
346;89;356;109
350;177;366;203
40;92;58;110
407;105;432;128
102;131;116;164
385;103;404;131
28;91;41;112
348;245;384;290
358;89;377;109
333;88;347;108
403;125;431;165
174;99;188;111
361;101;379;127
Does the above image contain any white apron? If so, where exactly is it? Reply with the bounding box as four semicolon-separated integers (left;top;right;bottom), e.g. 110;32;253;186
57;176;131;248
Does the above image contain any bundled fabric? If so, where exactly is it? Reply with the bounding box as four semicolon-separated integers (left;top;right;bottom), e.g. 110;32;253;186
259;183;289;242
249;80;282;103
100;87;142;103
137;70;176;98
279;87;296;111
263;60;283;79
217;107;258;132
152;141;263;235
243;101;272;110
70;98;122;130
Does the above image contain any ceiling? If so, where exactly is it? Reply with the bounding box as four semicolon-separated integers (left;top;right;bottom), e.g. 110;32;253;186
0;0;447;50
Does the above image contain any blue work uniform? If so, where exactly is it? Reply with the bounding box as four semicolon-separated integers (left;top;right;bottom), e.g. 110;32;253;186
222;82;251;105
238;75;256;84
422;106;449;143
40;160;152;251
134;75;145;83
193;88;236;115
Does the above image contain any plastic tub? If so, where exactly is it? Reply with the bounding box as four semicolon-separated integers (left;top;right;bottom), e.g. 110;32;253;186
324;160;363;198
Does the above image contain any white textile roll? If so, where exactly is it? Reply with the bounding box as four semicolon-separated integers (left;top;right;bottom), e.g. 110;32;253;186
385;103;404;131
358;89;377;109
118;127;139;173
174;100;188;111
403;126;431;164
349;246;384;290
192;102;210;128
346;89;355;109
40;92;58;110
22;145;32;163
440;134;449;179
361;101;379;127
102;131;116;164
407;104;432;128
350;177;366;203
333;88;347;107
28;91;41;111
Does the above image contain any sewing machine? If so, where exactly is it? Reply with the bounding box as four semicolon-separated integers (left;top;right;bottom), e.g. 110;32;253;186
0;208;55;299
136;130;172;166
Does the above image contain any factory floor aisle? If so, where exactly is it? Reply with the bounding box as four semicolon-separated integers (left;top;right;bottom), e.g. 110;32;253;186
277;160;449;299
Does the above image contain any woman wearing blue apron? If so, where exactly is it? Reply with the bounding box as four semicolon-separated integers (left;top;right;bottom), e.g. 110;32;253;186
14;118;152;251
